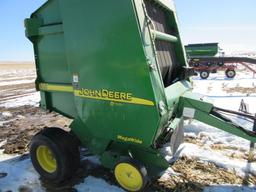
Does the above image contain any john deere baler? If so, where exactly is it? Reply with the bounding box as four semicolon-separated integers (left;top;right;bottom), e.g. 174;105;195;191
25;0;256;191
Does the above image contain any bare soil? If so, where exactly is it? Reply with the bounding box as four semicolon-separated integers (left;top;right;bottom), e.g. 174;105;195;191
0;63;71;154
0;106;71;154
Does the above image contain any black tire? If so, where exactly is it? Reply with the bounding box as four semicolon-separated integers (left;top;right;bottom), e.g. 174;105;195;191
114;158;148;192
200;71;209;79
30;128;80;184
212;69;217;73
207;62;212;66
225;69;236;78
194;62;199;67
218;61;224;66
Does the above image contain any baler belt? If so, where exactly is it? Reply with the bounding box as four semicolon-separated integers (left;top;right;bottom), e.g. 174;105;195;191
144;0;178;87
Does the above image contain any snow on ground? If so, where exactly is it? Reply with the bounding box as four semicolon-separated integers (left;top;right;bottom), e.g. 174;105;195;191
0;155;43;192
177;142;256;177
193;71;256;98
0;158;124;192
0;79;35;86
0;92;40;108
167;70;256;190
0;64;39;108
75;176;123;192
0;154;124;192
204;185;256;192
0;141;122;191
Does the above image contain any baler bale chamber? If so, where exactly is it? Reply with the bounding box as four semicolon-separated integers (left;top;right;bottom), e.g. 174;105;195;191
25;0;256;191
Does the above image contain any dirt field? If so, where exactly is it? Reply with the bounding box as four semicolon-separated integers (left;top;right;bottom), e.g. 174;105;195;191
0;63;255;191
0;63;72;155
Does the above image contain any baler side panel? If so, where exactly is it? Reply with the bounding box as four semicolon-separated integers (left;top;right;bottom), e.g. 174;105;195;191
31;0;62;26
58;0;161;147
26;0;77;118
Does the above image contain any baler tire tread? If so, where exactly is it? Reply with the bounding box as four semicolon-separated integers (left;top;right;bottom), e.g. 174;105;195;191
40;128;80;169
40;128;80;173
30;128;80;184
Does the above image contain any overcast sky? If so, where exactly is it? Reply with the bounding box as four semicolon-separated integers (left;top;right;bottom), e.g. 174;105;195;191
0;0;255;61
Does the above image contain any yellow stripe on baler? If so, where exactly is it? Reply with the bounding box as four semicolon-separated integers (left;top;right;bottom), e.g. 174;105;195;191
39;83;74;93
39;83;154;106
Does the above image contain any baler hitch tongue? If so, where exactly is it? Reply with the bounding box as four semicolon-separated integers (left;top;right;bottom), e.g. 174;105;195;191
211;107;256;137
211;107;256;161
180;94;256;143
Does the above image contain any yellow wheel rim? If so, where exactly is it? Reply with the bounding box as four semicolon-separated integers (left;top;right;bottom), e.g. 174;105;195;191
114;163;143;192
36;145;57;173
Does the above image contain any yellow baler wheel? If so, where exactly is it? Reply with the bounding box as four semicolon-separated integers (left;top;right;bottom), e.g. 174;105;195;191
114;160;147;191
36;145;57;173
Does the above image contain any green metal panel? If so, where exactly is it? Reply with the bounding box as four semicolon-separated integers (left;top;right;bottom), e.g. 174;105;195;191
185;43;219;57
31;0;62;26
58;0;161;148
26;0;192;177
25;0;75;117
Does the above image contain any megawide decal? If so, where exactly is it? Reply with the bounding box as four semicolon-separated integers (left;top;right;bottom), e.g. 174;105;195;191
117;135;143;144
39;83;154;106
74;88;154;106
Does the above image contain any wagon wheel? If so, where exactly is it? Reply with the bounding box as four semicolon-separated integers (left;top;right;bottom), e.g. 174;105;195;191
225;69;236;78
193;62;199;67
218;61;224;66
200;71;210;79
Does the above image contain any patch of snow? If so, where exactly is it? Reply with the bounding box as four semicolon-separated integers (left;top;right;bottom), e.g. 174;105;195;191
159;167;180;181
1;111;12;118
0;79;35;86
193;72;256;98
212;97;256;114
0;76;35;82
0;156;43;192
0;69;35;78
0;140;7;148
75;176;123;192
204;185;256;192
176;143;256;177
0;92;40;108
184;121;252;151
172;72;256;183
0;154;123;192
